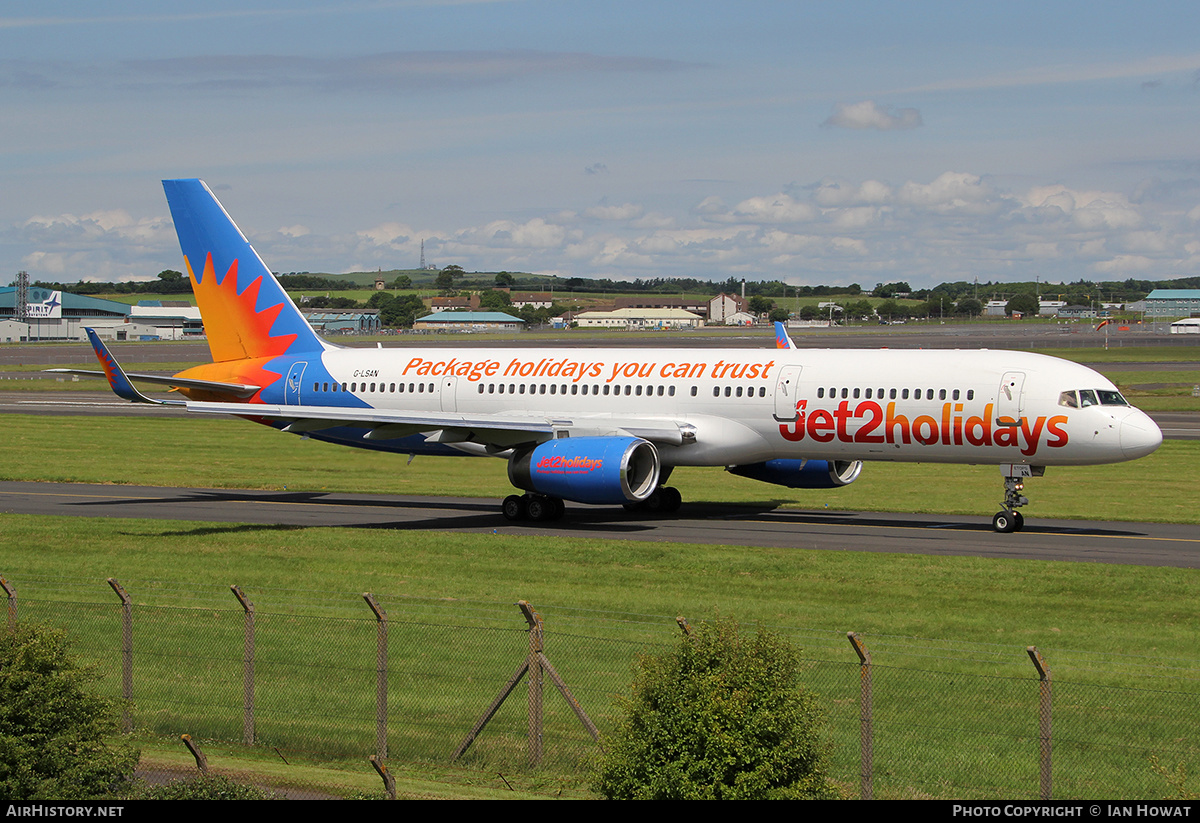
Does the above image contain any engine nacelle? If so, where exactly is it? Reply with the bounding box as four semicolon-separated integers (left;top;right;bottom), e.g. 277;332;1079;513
726;458;863;489
508;436;661;505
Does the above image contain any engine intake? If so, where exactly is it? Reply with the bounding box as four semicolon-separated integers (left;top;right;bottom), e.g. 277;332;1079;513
509;436;661;505
726;458;863;489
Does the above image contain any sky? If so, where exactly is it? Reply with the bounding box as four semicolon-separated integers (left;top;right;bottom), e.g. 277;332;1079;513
4;0;1200;291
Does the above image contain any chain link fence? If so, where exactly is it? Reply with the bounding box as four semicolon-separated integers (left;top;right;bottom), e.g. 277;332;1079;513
3;574;1197;799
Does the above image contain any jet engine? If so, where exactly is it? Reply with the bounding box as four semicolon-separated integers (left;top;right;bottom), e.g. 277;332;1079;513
508;436;661;505
726;458;863;489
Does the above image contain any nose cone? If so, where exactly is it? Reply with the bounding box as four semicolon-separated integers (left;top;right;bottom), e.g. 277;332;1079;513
1120;411;1163;460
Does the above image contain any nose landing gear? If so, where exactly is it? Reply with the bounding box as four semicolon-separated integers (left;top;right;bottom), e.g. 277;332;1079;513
993;465;1042;533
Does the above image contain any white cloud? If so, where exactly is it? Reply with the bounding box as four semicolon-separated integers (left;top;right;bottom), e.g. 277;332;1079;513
898;172;1005;215
727;194;817;224
14;168;1200;290
814;179;893;207
584;203;644;221
823;100;922;131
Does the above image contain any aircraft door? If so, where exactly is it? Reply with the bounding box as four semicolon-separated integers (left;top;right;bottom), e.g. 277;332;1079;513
285;361;307;405
773;365;803;421
440;376;458;412
997;371;1026;426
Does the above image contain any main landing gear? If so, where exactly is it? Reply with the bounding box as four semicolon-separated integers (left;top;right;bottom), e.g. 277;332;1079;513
992;473;1030;533
623;485;682;514
499;485;684;522
502;493;566;522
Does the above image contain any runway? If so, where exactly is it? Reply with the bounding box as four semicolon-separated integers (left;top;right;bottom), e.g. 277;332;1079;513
3;480;1197;569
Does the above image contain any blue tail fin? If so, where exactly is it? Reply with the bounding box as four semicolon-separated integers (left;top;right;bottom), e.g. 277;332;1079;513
162;179;326;363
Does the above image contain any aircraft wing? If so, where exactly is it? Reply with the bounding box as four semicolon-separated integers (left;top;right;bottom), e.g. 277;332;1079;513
183;400;696;449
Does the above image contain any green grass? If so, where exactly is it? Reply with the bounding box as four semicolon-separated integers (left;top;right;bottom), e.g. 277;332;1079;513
3;515;1198;799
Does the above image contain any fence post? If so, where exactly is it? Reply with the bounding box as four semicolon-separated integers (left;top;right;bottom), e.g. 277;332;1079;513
107;578;133;733
363;593;388;760
1;575;15;630
1027;646;1052;800
847;632;873;800
518;600;544;767
230;585;255;745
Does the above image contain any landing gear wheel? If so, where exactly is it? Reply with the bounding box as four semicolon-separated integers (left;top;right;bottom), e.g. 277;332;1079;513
659;486;682;513
629;486;682;515
502;495;527;521
526;495;564;522
992;511;1018;533
1012;511;1024;532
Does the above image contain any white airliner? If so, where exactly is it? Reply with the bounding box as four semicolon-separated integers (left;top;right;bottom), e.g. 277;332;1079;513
58;179;1164;532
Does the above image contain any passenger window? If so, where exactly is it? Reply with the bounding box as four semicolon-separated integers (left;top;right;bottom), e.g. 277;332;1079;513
818;388;824;399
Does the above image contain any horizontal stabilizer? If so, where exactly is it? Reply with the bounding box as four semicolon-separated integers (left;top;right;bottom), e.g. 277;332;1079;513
77;328;169;405
45;368;261;399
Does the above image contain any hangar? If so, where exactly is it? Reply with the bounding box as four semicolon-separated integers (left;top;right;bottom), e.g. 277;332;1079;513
0;288;203;342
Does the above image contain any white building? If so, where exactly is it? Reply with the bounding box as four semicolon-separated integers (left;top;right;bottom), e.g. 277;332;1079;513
574;307;704;330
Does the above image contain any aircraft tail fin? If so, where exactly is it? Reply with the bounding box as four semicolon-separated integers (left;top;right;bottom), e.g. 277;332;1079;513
162;179;326;363
774;321;795;349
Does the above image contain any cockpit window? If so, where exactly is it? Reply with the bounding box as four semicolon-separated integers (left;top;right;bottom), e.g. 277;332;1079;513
1079;389;1099;408
1058;391;1078;408
1097;390;1129;406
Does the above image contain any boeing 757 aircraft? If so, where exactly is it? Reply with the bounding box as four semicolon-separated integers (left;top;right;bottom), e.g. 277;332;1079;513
56;179;1163;532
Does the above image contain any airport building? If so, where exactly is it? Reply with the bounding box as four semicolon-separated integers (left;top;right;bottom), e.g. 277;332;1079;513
574;307;705;330
0;287;142;342
1144;289;1200;319
301;309;381;334
412;311;525;332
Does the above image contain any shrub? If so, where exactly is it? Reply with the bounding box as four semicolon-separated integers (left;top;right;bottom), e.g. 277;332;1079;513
125;774;278;800
595;618;841;800
0;624;139;800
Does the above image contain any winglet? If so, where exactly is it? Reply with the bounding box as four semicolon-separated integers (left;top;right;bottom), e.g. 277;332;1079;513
84;328;162;404
774;321;795;349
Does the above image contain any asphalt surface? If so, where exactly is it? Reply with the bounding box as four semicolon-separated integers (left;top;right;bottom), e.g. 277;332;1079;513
2;480;1197;569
